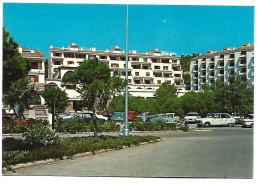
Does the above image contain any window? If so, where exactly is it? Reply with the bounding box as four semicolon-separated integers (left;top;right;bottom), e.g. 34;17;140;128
54;53;61;57
174;74;181;77
143;65;149;69
128;79;132;83
155;66;160;70
64;53;74;58
157;80;161;84
221;114;228;118
167;81;171;84
54;60;62;65
111;63;119;67
89;55;96;59
27;75;38;82
67;61;74;65
164;74;170;77
132;57;139;61
163;66;168;70
110;56;116;60
31;62;39;69
143;58;147;62
146;72;150;76
99;55;107;59
162;59;169;63
53;68;57;72
135;72;139;76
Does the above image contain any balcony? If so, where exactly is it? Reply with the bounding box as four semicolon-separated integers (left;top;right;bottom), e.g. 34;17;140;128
239;62;247;67
239;51;246;58
201;74;206;78
31;65;43;70
218;72;224;77
239;70;247;75
218;56;224;60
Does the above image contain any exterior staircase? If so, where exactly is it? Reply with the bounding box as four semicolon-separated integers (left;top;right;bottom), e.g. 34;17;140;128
34;105;48;120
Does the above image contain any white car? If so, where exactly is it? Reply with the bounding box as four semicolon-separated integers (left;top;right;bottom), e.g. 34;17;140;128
184;112;201;124
242;114;254;128
200;113;235;127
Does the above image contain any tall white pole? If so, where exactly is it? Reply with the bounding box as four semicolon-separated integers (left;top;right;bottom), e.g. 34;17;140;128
124;4;129;136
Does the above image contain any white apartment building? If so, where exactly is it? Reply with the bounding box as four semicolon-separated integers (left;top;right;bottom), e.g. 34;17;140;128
18;46;46;105
18;46;45;86
190;43;254;91
46;43;186;111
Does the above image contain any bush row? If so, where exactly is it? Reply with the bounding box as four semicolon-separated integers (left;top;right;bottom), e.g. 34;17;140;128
2;134;160;168
129;120;189;132
2;119;49;134
55;119;120;134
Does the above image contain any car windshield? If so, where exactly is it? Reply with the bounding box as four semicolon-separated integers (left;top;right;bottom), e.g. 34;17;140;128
207;113;215;118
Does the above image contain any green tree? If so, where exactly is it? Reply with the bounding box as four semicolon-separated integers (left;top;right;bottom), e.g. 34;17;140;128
44;59;48;78
154;82;177;109
180;55;192;72
42;86;69;129
62;59;126;138
212;75;254;117
2;78;38;117
3;27;31;93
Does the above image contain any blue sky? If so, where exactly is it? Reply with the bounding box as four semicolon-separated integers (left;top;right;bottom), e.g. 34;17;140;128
3;3;254;58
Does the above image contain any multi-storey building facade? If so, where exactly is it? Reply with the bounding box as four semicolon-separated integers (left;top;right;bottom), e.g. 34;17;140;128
17;46;45;106
46;43;186;110
190;43;254;91
18;46;45;88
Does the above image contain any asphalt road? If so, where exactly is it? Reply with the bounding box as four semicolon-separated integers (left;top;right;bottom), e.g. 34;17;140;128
6;128;253;178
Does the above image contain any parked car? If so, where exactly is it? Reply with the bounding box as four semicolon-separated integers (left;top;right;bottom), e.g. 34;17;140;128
96;111;108;121
184;112;201;124
124;111;138;121
112;112;124;122
136;112;156;122
2;113;26;124
199;113;235;127
103;111;114;118
150;113;180;123
77;111;106;122
57;112;75;121
231;113;244;123
241;114;254;128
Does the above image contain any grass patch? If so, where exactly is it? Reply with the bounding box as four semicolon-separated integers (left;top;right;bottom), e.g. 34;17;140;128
2;135;160;169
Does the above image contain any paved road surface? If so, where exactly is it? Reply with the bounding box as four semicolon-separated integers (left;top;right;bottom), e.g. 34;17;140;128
6;128;253;178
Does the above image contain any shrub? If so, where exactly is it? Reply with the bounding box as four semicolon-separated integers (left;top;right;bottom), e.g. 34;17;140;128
22;125;61;147
2;119;49;134
129;120;176;131
2;150;29;168
55;118;89;134
55;118;120;134
2;135;160;169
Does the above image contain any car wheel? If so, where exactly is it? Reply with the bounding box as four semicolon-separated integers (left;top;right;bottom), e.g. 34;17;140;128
250;123;254;128
204;122;210;127
227;123;232;127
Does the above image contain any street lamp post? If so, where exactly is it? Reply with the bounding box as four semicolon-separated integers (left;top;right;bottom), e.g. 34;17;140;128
124;4;129;136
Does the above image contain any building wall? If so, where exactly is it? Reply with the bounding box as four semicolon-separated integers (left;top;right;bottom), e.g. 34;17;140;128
46;43;186;102
190;43;254;91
